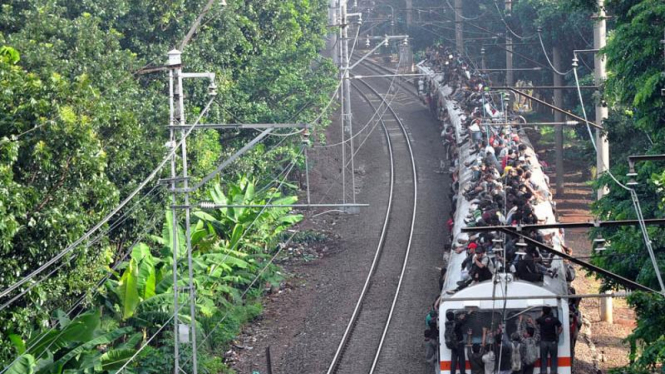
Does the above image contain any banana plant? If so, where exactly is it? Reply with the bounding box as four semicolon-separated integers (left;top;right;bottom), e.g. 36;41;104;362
102;244;165;321
6;310;137;374
193;179;303;255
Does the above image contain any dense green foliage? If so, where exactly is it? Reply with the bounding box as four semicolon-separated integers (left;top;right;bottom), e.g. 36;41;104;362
592;1;665;372
0;0;336;370
5;180;302;373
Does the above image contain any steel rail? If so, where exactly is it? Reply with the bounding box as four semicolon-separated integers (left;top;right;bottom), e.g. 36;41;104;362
326;69;418;374
351;57;422;99
325;81;397;374
356;75;419;374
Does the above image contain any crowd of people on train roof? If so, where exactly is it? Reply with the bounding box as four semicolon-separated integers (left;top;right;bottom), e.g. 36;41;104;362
422;46;575;291
420;46;583;374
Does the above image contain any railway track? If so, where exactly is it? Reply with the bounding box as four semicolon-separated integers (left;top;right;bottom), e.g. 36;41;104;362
352;57;421;99
325;64;418;374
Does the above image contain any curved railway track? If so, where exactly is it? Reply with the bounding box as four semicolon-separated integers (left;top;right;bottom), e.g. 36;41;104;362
353;57;421;99
325;67;419;374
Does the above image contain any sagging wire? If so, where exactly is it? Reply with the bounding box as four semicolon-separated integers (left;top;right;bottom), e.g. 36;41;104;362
492;0;537;41
444;0;488;21
313;49;404;149
171;230;301;372
199;146;305;276
116;303;189;373
0;184;164;311
537;31;572;76
0;97;217;302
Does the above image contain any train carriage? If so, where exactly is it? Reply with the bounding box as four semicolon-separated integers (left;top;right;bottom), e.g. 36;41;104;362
417;59;577;374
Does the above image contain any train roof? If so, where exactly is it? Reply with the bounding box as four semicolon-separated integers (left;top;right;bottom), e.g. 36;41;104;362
417;63;570;302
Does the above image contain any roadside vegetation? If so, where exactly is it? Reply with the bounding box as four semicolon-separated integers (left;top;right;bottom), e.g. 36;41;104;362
0;0;336;372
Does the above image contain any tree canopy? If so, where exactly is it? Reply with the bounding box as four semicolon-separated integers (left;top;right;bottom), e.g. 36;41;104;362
0;0;336;368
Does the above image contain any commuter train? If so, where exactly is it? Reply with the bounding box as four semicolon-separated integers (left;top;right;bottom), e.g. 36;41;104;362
416;57;579;374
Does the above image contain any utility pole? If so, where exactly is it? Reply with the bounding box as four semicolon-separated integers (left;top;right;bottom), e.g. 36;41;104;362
481;47;487;71
406;0;413;27
330;0;339;65
167;49;202;374
505;0;514;88
553;46;565;196
339;2;357;204
594;0;612;324
167;49;181;374
454;0;464;54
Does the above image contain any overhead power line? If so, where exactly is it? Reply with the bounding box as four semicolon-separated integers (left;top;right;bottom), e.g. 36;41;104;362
0;98;216;302
537;32;572;76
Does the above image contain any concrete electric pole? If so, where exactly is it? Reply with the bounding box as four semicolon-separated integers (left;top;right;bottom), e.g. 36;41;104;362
594;0;613;324
406;0;413;27
339;2;357;205
505;0;514;88
454;0;464;54
329;0;339;65
168;49;218;374
553;46;565;196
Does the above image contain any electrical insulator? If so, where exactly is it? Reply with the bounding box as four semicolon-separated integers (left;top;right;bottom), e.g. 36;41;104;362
302;128;311;146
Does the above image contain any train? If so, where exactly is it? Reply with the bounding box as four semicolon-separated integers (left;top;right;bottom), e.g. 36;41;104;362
416;50;581;374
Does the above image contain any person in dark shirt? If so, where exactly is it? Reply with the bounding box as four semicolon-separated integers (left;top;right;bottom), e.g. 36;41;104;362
466;328;487;374
448;311;471;374
536;306;563;374
494;328;513;374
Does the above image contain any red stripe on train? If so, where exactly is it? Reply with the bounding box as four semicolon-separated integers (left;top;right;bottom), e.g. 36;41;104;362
440;357;572;370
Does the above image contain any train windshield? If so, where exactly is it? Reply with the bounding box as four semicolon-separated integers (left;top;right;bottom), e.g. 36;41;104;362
446;307;559;345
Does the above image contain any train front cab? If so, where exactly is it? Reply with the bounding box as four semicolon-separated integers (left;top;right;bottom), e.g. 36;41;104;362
438;280;571;374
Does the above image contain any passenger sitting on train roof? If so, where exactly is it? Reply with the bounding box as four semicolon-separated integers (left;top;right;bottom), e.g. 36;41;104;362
516;248;557;283
447;246;495;294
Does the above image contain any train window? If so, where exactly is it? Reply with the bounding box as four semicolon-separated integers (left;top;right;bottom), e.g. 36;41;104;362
446;307;559;345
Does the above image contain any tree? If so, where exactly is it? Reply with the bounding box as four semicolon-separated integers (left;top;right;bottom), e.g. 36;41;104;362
0;0;336;363
590;1;665;371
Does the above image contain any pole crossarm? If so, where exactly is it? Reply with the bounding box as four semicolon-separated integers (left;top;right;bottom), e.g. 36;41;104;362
443;292;632;302
364;35;410;40
460;218;665;232
181;72;216;80
629;154;665;164
350;73;431;79
194;203;370;209
175;128;273;192
169;123;307;130
491;86;598;90
496;228;658;293
488;87;601;129
519;122;579;127
480;68;542;71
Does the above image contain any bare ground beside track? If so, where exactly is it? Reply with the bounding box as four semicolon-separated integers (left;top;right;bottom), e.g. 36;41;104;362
230;61;451;374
